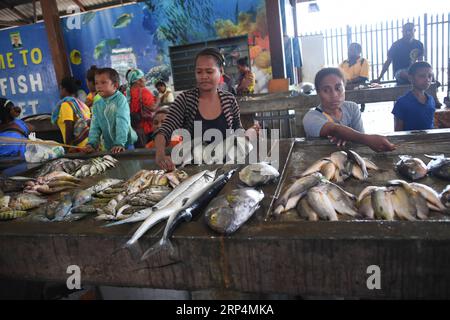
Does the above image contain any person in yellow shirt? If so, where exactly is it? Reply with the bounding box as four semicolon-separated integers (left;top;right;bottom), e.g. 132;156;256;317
51;76;91;150
339;43;370;90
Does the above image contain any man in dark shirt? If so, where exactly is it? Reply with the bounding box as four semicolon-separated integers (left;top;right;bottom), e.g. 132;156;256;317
375;22;424;84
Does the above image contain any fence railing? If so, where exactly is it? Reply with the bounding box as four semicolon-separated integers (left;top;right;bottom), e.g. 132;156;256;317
301;13;450;93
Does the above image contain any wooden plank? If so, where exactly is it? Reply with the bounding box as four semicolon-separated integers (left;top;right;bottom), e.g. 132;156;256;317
41;0;71;85
238;83;439;115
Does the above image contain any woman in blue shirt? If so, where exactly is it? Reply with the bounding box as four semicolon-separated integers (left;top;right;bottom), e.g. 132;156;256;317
0;98;31;157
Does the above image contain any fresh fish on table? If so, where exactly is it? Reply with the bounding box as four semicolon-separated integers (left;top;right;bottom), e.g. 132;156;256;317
73;155;118;178
0;210;27;220
300;150;377;183
141;169;237;260
0;177;28;193
387;180;429;219
371;187;395;220
425;154;450;180
205;188;264;234
8;193;47;211
123;170;217;247
395;156;428;180
439;185;450;208
273;172;323;215
296;197;319;221
239;163;279;187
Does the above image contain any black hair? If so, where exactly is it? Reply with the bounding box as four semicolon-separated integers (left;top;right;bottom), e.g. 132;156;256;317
86;65;98;83
60;76;81;95
0;97;14;122
125;68;133;80
314;67;346;91
155;80;166;88
403;22;415;30
195;47;225;68
237;57;249;67
95;67;120;85
349;42;362;54
408;61;432;75
155;106;170;117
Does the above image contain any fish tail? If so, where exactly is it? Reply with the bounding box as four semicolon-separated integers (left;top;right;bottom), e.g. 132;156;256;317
123;240;143;261
140;238;174;261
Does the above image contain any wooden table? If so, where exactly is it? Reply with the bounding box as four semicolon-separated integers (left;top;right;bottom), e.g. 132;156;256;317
1;131;450;298
239;83;439;137
434;108;450;128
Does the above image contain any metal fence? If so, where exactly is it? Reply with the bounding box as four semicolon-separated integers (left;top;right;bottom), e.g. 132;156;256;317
301;13;450;93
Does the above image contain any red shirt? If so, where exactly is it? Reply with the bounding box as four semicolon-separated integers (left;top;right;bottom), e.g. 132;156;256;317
129;87;156;134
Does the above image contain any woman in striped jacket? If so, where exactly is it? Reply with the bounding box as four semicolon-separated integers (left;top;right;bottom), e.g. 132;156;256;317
155;48;245;170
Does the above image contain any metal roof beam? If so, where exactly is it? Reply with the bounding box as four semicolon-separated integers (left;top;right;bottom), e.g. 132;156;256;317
71;0;86;12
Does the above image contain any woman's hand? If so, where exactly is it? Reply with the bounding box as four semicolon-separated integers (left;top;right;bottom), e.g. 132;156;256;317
364;134;396;152
245;121;261;139
328;135;347;148
156;151;175;171
111;146;125;154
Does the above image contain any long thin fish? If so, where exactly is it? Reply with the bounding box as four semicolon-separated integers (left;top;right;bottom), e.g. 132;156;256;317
140;169;236;260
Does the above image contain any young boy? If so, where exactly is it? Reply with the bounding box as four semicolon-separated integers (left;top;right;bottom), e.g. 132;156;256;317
84;68;137;154
145;107;181;149
392;62;436;131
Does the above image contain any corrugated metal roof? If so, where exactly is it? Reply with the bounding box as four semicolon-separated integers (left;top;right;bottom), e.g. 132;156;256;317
0;0;135;28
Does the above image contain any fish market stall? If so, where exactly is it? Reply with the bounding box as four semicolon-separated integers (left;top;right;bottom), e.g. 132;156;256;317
1;132;450;299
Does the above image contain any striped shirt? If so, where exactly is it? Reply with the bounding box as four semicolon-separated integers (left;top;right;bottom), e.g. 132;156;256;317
158;88;242;142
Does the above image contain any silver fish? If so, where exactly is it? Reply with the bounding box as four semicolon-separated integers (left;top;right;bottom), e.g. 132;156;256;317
425;154;450;180
371;187;395;220
273;172;323;214
296;197;318;221
395;156;428;181
205;188;264;234
123;170;216;244
306;186;338;221
239;163;279;187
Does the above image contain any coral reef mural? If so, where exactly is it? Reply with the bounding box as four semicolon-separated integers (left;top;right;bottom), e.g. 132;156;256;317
62;0;272;94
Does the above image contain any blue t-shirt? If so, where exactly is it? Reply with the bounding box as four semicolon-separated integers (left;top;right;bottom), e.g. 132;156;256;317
388;38;424;74
0;119;30;157
392;91;435;131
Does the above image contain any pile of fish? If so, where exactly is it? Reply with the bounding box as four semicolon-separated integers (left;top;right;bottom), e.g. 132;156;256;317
239;163;279;187
357;180;447;220
181;133;253;166
300;150;378;183
205;188;264;233
36;158;85;177
0;176;33;193
35;155;118;178
73;155;119;178
139;169;237;261
115;169;227;260
42;178;124;222
24;171;81;195
0;191;47;220
95;169;188;220
395;154;450;181
295;178;358;221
